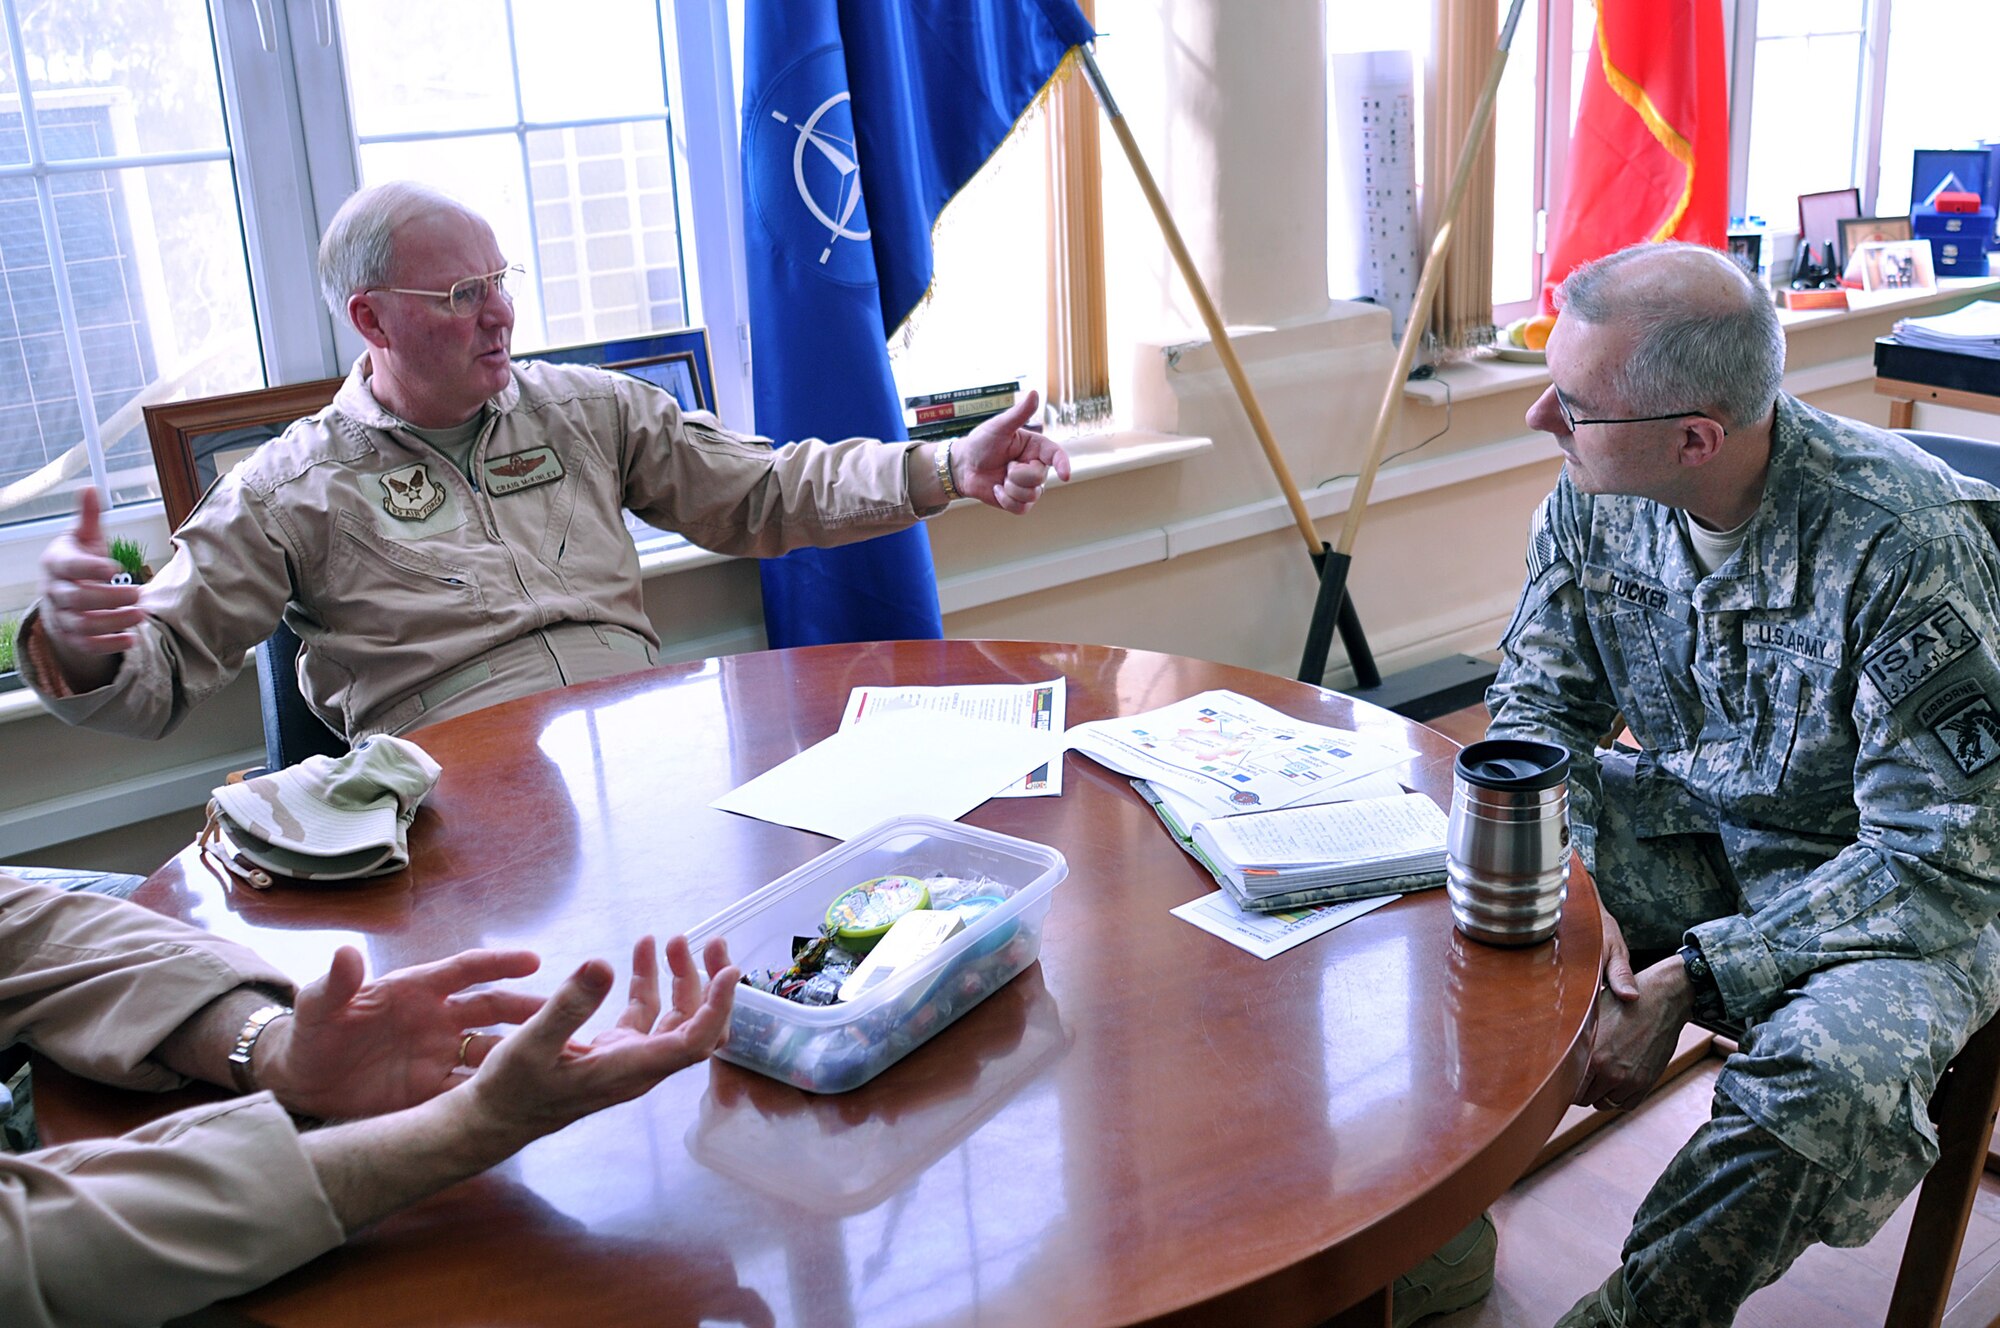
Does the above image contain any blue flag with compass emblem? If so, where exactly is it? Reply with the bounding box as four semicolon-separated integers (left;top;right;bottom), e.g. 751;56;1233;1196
742;0;1095;648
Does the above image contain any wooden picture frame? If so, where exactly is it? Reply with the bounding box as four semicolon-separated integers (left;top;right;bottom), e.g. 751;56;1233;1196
1838;215;1914;263
144;377;341;531
142;326;719;534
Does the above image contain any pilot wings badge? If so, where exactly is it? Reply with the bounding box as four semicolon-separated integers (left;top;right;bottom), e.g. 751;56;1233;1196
380;463;444;521
482;445;565;496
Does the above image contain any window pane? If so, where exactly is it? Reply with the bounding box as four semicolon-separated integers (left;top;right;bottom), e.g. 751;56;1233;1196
346;6;691;357
888;125;1044;410
0;161;260;528
358;133;545;340
514;0;667;123
341;0;515;137
1876;0;2000;217
1758;0;1864;38
524;122;683;348
1569;0;1597;137
1742;33;1862;233
1491;0;1540;308
0;27;24;166
17;4;229;160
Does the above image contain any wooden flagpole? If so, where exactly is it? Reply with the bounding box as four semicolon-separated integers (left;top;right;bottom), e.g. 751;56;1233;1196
1076;4;1526;688
1297;0;1528;685
1076;48;1380;686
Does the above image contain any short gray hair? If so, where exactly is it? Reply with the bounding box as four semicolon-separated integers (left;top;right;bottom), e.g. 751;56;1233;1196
317;181;478;321
1556;241;1785;429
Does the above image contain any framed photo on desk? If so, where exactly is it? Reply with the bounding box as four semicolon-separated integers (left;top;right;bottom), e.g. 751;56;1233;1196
1838;215;1914;262
1848;239;1937;310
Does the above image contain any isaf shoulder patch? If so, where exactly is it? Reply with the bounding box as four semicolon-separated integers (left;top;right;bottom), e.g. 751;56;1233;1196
1863;600;1981;705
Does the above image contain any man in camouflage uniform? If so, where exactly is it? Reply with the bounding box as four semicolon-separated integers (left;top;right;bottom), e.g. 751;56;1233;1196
1485;241;2000;1327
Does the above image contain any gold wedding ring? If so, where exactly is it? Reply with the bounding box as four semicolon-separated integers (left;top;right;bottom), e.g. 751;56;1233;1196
457;1032;476;1068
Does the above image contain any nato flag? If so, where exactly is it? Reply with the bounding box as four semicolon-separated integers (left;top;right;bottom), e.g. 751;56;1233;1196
742;0;1094;648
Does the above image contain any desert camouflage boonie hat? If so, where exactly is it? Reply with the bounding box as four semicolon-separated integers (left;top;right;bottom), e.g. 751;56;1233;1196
207;736;442;884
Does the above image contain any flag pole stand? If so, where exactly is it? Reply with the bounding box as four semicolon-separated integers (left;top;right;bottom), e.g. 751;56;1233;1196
1077;6;1524;705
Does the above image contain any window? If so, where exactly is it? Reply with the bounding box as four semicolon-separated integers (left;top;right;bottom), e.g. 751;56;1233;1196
339;0;688;353
0;0;746;610
1510;0;2000;301
1875;0;1999;218
1738;0;1871;235
0;3;260;533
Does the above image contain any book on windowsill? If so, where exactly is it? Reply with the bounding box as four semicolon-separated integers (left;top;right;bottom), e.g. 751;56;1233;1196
1134;779;1448;912
906;410;1004;441
904;379;1021;409
909;390;1017;425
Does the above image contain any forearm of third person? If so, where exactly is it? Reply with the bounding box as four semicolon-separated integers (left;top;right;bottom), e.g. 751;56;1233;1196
298;1090;530;1232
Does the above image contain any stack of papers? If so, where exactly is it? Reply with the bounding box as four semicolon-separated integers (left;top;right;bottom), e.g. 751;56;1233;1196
1064;689;1417;820
1893;301;2000;360
1188;792;1448;902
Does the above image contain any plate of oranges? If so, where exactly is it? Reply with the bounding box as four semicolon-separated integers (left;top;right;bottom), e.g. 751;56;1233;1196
1494;312;1557;362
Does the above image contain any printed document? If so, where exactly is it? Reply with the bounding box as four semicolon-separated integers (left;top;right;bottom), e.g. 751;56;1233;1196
711;709;1056;840
1171;888;1396;959
841;678;1066;796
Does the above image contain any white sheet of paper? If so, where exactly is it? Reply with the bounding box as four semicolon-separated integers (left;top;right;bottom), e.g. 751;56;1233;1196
710;709;1058;840
840;679;1066;796
1170;889;1396;960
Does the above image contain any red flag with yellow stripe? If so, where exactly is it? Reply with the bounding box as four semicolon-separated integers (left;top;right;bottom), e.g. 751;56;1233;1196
1541;0;1728;310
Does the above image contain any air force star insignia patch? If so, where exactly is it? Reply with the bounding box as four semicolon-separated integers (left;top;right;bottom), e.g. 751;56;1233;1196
380;463;444;521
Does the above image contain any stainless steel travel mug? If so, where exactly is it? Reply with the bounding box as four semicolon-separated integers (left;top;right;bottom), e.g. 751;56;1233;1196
1447;738;1571;947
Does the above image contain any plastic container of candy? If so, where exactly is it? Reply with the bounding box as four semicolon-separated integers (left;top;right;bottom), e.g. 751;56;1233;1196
687;815;1067;1093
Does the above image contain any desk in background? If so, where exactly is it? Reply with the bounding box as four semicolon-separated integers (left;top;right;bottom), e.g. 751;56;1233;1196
36;641;1600;1328
1875;335;2000;429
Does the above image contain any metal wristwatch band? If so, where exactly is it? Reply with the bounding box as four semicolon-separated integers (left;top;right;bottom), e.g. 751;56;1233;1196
934;439;962;502
1678;942;1726;1024
226;1001;292;1094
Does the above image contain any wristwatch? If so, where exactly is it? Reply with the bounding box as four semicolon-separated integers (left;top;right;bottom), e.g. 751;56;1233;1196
1678;941;1727;1024
226;1001;293;1094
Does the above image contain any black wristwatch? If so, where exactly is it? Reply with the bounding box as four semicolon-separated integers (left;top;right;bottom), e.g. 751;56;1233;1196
1678;941;1727;1024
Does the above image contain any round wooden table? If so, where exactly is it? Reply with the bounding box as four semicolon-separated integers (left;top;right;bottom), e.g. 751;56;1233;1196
48;640;1599;1326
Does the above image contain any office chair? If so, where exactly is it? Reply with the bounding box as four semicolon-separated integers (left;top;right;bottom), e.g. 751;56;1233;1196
254;620;347;772
1897;428;2000;484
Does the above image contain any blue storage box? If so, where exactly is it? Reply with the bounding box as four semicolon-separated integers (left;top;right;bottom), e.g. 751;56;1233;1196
1915;207;1995;276
1932;241;1991;277
1914;209;1997;240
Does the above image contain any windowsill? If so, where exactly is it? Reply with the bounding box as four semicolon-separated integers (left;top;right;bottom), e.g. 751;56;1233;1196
0;681;42;725
1403;273;2000;409
1772;273;2000;331
635;426;1213;580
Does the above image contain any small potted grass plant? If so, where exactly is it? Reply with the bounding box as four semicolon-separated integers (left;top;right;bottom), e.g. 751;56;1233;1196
0;614;20;692
108;537;153;585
